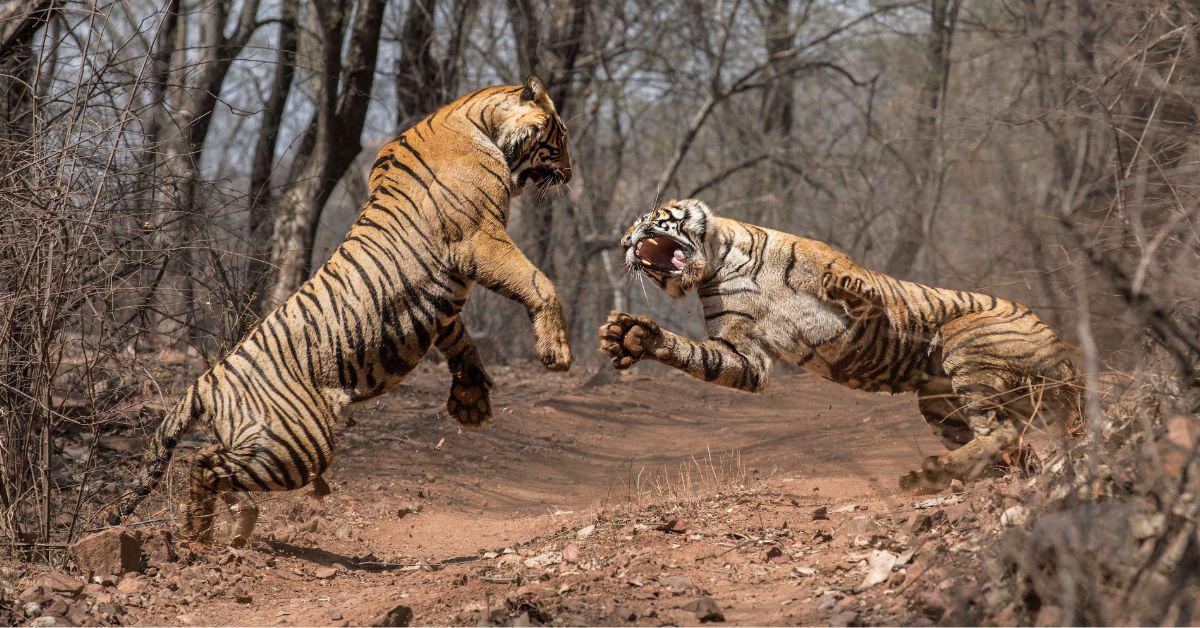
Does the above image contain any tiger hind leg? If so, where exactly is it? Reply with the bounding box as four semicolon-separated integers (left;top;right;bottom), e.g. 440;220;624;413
902;369;1024;492
223;492;259;547
187;445;269;545
916;383;974;451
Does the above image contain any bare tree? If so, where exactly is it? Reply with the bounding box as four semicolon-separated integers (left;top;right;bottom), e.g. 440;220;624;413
266;0;386;308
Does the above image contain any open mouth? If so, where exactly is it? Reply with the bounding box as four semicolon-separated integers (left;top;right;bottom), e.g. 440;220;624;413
518;166;567;189
633;235;690;272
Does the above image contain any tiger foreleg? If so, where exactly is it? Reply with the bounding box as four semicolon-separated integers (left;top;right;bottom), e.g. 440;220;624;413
461;235;571;371
436;315;493;427
598;311;771;392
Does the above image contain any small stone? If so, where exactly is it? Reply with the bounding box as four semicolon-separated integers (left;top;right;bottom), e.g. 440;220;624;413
812;506;830;521
1000;505;1030;527
116;575;145;594
141;529;176;566
330;609;343;621
829;610;859;627
314;567;338;579
22;602;41;617
683;596;724;622
766;546;792;563
372;603;413;626
28;572;85;596
71;528;141;576
576;525;595;539
235;593;253;604
659;575;692;589
30;617;59;627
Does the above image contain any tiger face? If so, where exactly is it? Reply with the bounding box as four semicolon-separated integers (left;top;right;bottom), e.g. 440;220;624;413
621;199;712;298
497;75;572;192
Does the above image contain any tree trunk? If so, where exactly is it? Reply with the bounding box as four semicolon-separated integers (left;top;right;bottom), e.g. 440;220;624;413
266;0;386;309
242;0;299;330
884;0;959;277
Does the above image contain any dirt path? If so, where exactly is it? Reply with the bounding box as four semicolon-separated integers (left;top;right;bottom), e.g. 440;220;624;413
24;362;1005;626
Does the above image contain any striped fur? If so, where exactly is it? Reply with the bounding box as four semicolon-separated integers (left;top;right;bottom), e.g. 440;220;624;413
110;76;573;543
599;199;1080;491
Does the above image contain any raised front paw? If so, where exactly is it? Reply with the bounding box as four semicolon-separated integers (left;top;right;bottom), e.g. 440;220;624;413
536;327;572;371
598;311;661;370
447;363;493;427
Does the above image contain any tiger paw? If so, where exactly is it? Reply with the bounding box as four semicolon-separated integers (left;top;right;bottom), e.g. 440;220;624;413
447;364;493;427
898;455;954;494
598;311;661;369
534;309;572;371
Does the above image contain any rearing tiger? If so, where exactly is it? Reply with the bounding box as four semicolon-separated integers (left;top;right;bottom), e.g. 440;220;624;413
110;76;573;544
599;199;1079;491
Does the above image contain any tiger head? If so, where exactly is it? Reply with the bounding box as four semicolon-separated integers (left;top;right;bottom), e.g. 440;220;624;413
621;199;712;298
495;75;572;193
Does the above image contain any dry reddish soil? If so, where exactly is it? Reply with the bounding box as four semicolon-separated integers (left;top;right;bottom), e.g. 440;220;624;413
9;361;1033;626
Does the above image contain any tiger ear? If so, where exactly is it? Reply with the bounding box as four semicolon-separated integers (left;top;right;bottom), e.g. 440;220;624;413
521;75;547;102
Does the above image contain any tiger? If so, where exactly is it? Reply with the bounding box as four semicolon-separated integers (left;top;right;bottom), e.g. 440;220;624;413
109;76;573;544
598;199;1080;491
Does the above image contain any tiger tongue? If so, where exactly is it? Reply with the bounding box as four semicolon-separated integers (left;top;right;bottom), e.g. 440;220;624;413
672;249;687;269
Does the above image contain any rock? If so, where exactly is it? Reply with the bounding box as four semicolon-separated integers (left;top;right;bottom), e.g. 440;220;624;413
656;518;687;534
71;528;141;577
141;529;176;566
561;543;580;564
812;506;830;521
576;525;596;539
372;603;413;627
766;546;791;563
30;616;60;627
838;516;886;544
659;575;692;589
1000;505;1030;527
913;588;947;621
828;610;859;627
22;602;42;617
65;603;89;626
906;510;947;535
235;593;253;604
683;596;724;622
818;595;839;611
314;567;338;579
330;610;343;621
523;552;560;569
610;604;637;622
116;575;145;594
44;596;70;617
95;603;124;622
176;613;198;625
859;550;898;590
28;572;85;596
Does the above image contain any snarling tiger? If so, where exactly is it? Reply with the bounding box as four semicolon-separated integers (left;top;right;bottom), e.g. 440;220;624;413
598;199;1080;491
110;76;573;543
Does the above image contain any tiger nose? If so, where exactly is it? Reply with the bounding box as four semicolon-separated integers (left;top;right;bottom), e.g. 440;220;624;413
620;234;632;248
